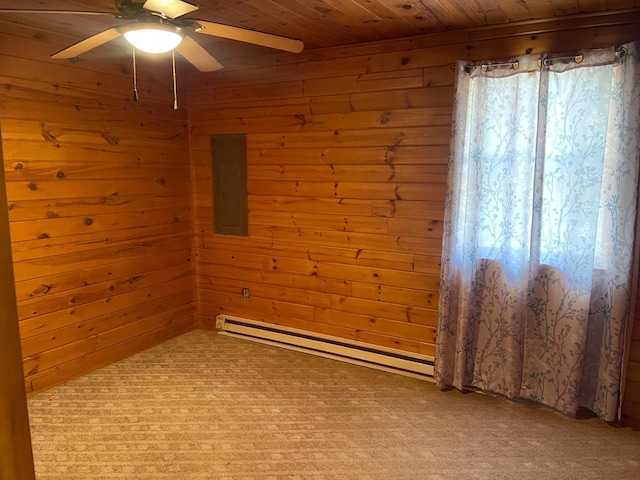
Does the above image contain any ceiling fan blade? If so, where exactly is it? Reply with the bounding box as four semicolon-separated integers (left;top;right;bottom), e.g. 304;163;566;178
175;35;223;72
142;0;198;19
0;9;114;15
51;28;122;59
193;20;304;53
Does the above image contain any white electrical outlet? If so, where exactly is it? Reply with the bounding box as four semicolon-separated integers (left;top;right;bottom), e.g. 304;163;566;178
242;288;250;299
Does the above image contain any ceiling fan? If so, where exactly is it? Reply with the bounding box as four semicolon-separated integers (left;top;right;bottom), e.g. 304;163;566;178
0;0;305;72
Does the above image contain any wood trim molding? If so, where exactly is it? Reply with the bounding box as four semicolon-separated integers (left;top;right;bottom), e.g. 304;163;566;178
0;124;35;480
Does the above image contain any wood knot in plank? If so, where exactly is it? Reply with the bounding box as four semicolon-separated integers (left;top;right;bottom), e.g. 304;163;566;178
41;127;57;142
33;284;53;296
100;131;119;145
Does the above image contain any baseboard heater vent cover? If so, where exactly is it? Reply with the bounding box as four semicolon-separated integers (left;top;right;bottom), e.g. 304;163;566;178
215;315;434;381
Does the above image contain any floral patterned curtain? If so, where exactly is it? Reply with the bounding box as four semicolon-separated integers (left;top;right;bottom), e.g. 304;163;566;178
436;42;640;421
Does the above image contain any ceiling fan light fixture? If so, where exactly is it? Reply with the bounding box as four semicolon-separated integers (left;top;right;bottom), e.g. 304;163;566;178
123;23;183;54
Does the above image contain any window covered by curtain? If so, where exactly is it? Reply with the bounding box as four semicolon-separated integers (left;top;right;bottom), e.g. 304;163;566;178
436;42;640;421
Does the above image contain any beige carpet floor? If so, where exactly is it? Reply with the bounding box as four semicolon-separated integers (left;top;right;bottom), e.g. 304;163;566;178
28;330;640;479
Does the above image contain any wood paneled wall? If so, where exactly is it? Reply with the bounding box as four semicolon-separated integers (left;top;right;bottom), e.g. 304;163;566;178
1;9;639;425
187;13;640;419
0;19;197;395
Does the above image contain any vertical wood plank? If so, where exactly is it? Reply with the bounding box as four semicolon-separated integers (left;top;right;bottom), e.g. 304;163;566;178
0;127;36;480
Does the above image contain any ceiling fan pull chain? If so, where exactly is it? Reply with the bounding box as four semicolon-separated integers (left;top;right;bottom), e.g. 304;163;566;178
172;49;178;110
132;46;139;101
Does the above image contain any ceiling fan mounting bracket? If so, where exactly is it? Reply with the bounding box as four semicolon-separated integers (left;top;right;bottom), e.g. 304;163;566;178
115;0;146;18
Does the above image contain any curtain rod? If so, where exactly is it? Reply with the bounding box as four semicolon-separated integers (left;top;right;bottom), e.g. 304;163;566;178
464;45;627;73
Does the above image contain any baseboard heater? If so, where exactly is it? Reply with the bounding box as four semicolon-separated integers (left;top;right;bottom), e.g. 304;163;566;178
215;315;435;381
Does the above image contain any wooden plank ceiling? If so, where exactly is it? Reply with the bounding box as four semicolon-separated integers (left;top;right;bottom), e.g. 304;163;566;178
0;0;638;64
